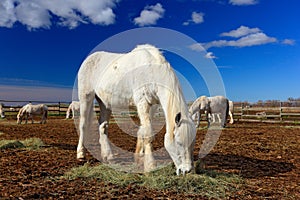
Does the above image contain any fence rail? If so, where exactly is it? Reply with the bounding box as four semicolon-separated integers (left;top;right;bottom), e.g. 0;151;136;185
0;100;72;116
233;102;300;123
1;100;300;123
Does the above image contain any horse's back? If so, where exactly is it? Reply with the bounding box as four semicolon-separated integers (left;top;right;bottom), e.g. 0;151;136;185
209;96;228;112
79;45;166;81
78;45;172;107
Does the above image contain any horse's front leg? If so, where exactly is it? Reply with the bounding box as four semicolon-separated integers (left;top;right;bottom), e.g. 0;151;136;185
206;111;211;128
135;100;155;172
197;111;201;128
25;114;28;124
77;94;94;161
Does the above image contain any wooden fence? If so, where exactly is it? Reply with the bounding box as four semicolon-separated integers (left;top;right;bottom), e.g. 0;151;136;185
0;100;72;117
1;99;300;123
233;102;300;123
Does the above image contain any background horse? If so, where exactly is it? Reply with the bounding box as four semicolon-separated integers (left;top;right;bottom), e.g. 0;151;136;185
0;103;5;118
189;95;229;128
66;101;80;119
77;44;196;175
17;103;48;124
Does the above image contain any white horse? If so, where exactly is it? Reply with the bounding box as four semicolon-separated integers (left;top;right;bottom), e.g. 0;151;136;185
17;103;48;124
208;100;234;124
0;103;5;118
189;95;229;128
77;44;196;175
66;101;80;119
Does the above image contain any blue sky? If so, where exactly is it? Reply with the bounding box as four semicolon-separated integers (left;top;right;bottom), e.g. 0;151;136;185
0;0;299;103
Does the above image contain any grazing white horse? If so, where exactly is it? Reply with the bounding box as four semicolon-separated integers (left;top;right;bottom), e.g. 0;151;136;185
17;103;48;124
77;44;196;175
189;95;229;128
0;103;5;118
66;101;80;119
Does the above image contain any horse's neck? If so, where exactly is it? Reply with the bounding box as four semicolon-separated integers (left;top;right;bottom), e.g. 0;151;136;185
159;87;188;138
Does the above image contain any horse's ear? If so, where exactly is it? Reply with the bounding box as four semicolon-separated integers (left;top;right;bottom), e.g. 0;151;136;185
175;112;182;127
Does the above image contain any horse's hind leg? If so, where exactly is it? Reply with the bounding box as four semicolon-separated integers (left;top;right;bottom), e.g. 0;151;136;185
77;93;94;160
135;99;155;172
96;96;113;162
41;110;47;124
41;115;45;124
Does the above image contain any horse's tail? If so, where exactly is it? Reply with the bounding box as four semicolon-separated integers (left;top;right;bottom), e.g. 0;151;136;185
224;99;230;127
43;105;48;124
45;109;48;119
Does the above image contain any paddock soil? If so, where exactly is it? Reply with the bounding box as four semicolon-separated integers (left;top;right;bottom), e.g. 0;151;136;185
0;117;299;199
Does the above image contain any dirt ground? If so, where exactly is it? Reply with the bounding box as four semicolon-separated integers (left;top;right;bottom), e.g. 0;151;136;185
0;116;299;199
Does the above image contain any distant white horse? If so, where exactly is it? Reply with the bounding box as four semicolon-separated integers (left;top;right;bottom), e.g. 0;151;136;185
17;103;48;124
0;103;5;118
77;44;196;175
189;95;229;128
66;101;80;119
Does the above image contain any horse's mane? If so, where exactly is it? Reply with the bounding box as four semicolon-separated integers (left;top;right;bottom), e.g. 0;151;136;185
132;44;167;64
190;96;207;112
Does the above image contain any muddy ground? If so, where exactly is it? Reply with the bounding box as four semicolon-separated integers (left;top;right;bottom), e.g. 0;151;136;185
0;116;299;199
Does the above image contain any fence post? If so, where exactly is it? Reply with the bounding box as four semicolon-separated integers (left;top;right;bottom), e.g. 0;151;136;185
280;101;282;121
59;102;61;116
241;102;243;120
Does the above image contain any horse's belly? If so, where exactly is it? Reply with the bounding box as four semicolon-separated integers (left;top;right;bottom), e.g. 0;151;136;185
96;84;133;110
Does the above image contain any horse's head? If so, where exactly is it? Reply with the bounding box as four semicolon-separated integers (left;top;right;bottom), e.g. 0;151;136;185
17;108;25;124
17;112;22;124
164;112;196;175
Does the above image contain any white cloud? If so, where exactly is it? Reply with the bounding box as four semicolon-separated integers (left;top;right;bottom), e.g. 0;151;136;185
220;25;260;38
281;39;295;45
188;43;206;52
205;52;217;59
183;12;204;26
0;0;17;28
0;0;118;30
229;0;258;6
204;32;277;49
15;1;52;30
133;3;165;26
195;26;277;49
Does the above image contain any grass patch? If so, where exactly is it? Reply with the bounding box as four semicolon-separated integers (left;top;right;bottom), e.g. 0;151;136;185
0;140;25;149
21;138;45;149
62;162;243;199
0;138;45;150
